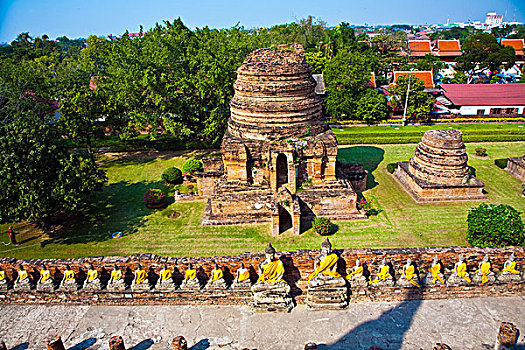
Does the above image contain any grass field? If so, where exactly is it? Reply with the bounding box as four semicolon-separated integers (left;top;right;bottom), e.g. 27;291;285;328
1;142;524;260
332;123;525;144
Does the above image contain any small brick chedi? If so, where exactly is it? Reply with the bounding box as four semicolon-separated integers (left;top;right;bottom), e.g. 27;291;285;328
198;45;366;235
506;154;525;182
395;129;485;202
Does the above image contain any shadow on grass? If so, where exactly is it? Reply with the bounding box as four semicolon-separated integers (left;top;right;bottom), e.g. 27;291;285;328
44;181;170;245
338;146;385;190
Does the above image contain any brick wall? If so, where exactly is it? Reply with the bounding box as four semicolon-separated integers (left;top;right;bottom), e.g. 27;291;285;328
0;246;523;305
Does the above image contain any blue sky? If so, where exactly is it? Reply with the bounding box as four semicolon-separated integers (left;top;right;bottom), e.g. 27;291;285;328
1;0;524;42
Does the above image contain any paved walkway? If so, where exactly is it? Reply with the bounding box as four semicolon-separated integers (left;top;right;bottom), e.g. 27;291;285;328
0;296;524;350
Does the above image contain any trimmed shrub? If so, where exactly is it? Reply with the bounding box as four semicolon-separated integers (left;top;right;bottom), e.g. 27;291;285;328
182;158;203;174
312;217;334;236
386;163;398;174
467;203;525;247
494;158;508;169
475;147;487;157
144;189;166;205
161;167;183;184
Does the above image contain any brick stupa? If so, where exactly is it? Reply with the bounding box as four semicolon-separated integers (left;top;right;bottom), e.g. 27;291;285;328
394;129;485;202
197;45;366;235
506;155;525;182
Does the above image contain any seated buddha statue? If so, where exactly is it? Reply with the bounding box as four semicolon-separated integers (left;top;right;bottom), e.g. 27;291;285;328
14;265;32;291
308;238;346;289
397;259;420;288
37;264;55;292
232;262;252;290
0;268;8;291
180;263;201;290
447;255;471;285
426;256;445;285
205;263;228;290
251;243;292;311
369;258;394;287
107;264;126;291
306;238;348;309
156;264;176;290
131;263;150;291
83;263;102;290
498;253;522;282
346;259;368;287
60;264;78;291
473;254;495;284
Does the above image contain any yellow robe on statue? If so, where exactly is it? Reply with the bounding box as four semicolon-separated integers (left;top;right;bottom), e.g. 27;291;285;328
65;270;75;281
135;270;147;285
503;261;519;274
87;270;98;281
403;265;420;287
111;269;122;281
477;262;491;284
40;270;51;282
346;266;364;280
456;262;471;283
19;270;29;281
370;265;391;284
258;260;284;283
211;269;223;281
0;271;5;281
308;254;341;282
185;269;197;280
161;269;173;280
237;270;250;282
429;263;445;284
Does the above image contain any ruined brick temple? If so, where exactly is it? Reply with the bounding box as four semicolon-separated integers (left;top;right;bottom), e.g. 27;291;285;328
197;45;366;235
395;129;486;202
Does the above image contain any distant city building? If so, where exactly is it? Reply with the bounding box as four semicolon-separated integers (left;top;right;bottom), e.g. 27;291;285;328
485;12;503;27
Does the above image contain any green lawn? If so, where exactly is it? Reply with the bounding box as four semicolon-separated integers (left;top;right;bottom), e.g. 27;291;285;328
332;123;525;144
1;142;524;259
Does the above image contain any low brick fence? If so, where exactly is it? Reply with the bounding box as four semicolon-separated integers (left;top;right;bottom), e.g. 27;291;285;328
0;246;523;305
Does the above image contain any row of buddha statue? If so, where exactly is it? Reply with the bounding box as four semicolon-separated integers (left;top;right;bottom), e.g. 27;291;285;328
0;240;522;311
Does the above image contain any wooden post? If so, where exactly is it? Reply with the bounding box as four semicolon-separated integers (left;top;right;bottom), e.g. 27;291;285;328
109;335;126;350
47;335;66;350
172;336;187;350
495;322;518;350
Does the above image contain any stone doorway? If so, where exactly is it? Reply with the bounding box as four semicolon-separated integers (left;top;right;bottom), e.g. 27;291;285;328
276;153;288;189
278;205;293;233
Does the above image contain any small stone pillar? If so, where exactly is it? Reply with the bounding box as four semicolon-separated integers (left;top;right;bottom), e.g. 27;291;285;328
0;341;8;350
304;342;317;349
47;335;66;350
433;344;452;350
172;336;187;350
109;336;126;350
495;322;518;350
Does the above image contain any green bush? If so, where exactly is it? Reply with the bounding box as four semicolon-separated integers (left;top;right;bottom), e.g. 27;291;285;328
494;158;508;169
161;167;182;184
182;158;203;174
475;147;487;157
312;217;334;236
387;163;398;174
467;203;525;247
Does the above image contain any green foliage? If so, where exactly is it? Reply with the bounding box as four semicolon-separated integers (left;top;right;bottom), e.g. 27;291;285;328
494;158;509;169
390;75;436;123
181;158;203;174
312;217;334;236
387;163;399;173
161;167;183;184
475;147;487;157
466;203;524;247
144;189;166;205
355;89;388;124
305;51;328;74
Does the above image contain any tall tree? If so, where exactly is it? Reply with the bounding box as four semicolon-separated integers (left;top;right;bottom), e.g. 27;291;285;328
390;75;435;124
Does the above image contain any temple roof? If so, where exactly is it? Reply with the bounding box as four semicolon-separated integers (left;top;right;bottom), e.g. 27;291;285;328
440;83;525;106
394;71;435;89
502;39;524;56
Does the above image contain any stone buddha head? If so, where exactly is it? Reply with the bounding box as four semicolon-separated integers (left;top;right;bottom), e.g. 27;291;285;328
406;258;412;267
65;264;71;271
188;263;193;270
355;259;361;267
321;238;332;256
508;253;515;262
87;263;94;271
265;242;276;261
112;264;119;271
42;264;48;271
162;263;167;270
240;262;246;270
458;255;464;263
136;263;142;271
433;256;439;264
214;263;219;270
482;254;489;263
381;258;387;266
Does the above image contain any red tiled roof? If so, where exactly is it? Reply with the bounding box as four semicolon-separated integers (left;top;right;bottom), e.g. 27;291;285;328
441;83;525;106
408;40;431;57
394;71;434;89
501;39;524;56
435;40;462;57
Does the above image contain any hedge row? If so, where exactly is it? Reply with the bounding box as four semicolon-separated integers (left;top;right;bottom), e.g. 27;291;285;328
330;117;525;125
336;134;525;145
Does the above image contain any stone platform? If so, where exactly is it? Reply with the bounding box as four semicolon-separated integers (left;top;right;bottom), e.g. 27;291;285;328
506;156;525;182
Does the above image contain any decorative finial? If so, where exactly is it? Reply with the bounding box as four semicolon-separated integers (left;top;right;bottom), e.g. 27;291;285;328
265;242;276;254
